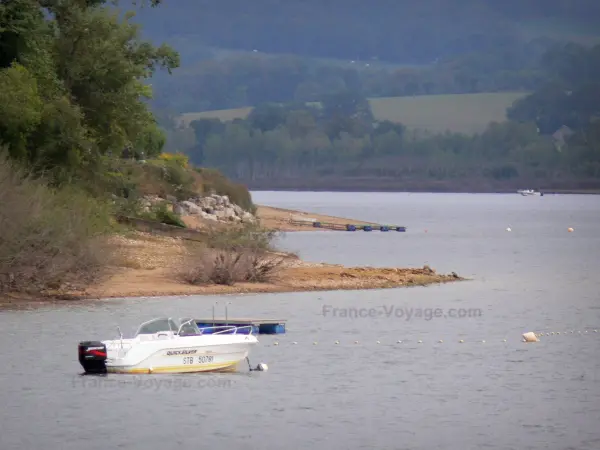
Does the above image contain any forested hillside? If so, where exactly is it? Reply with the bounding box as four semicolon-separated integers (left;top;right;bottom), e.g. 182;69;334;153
173;44;600;192
115;0;599;114
128;0;600;64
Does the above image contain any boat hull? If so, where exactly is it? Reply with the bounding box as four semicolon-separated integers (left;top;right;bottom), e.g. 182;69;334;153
518;190;541;196
103;337;256;374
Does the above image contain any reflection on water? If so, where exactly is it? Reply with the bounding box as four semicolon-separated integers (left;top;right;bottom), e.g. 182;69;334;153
1;192;600;450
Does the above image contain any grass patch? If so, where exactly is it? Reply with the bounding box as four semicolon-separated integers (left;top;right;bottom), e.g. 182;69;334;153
179;107;254;125
139;202;187;228
177;92;530;134
368;92;528;133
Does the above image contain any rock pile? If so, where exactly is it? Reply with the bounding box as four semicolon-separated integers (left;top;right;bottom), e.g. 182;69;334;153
137;193;257;224
139;195;165;211
174;194;256;224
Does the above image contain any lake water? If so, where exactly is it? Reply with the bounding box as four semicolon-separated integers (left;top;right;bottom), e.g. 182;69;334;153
1;192;599;450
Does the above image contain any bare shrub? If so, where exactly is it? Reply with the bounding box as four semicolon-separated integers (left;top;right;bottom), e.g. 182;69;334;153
181;250;243;286
203;222;279;252
180;248;286;286
0;156;114;295
240;250;286;282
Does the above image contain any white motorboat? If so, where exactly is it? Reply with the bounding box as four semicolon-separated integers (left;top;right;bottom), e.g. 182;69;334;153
78;317;258;374
517;189;542;196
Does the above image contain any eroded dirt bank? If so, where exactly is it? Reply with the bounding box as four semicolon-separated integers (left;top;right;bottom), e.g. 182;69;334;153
0;206;463;307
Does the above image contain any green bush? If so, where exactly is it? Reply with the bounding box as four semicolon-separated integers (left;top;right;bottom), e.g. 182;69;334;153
149;203;187;228
195;167;255;212
71;156;253;215
203;222;277;251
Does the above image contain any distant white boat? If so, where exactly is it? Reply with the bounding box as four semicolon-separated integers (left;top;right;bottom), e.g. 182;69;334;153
517;189;542;196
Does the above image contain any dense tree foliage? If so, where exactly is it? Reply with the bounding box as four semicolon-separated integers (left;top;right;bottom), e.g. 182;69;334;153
507;43;600;177
0;0;178;178
182;101;571;190
508;44;600;133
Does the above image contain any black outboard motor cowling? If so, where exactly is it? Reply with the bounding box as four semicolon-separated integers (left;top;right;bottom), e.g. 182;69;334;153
78;341;107;373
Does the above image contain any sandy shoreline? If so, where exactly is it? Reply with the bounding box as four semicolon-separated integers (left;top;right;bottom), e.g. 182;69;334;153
0;206;463;306
255;205;377;232
77;230;462;300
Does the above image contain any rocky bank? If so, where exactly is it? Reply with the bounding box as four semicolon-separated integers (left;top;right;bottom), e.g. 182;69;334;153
141;193;257;225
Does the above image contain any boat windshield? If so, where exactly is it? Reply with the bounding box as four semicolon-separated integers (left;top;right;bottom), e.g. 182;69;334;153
135;318;180;336
178;318;202;336
134;317;202;336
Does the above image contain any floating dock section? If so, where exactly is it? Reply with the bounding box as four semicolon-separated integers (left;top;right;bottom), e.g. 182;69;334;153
288;213;406;232
289;220;406;232
195;318;286;335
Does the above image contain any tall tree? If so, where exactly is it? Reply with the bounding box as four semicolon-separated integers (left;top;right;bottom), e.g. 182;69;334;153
0;0;179;174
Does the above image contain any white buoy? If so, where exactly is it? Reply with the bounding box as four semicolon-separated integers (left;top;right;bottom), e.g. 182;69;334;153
292;341;298;345
397;340;402;343
376;340;381;344
506;227;512;232
274;342;279;346
335;340;340;344
255;363;268;371
523;332;539;343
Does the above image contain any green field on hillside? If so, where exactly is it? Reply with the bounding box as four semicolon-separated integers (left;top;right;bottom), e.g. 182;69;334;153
369;92;528;133
179;107;254;125
178;92;529;134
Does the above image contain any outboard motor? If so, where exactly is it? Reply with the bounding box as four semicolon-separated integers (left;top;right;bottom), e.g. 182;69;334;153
78;341;107;373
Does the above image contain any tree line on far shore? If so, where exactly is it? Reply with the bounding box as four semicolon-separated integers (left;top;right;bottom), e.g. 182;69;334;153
173;43;600;191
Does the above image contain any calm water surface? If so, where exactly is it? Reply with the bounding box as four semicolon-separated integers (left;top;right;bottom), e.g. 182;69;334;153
1;192;600;450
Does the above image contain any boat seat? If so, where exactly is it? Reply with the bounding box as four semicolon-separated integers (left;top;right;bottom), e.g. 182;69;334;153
137;335;155;342
155;332;173;340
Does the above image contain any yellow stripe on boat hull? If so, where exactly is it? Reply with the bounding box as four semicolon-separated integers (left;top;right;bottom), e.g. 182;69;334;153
107;361;239;374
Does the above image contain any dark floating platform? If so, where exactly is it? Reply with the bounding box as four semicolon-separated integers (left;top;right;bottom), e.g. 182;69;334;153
291;220;406;232
195;318;286;335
